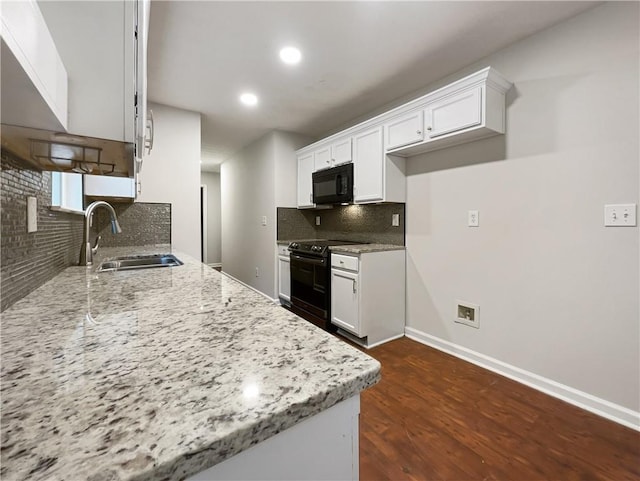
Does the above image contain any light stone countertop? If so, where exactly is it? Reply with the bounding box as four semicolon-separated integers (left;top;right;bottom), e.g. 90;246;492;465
0;245;380;481
329;244;406;254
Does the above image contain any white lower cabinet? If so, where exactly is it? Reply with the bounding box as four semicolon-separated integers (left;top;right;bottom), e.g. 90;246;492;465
330;250;405;348
331;268;360;334
277;244;291;305
187;395;360;481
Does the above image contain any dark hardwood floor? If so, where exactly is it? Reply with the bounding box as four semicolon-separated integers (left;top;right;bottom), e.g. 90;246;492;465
358;337;640;481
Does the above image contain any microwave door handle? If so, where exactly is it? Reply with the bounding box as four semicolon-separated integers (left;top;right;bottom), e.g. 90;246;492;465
336;174;342;194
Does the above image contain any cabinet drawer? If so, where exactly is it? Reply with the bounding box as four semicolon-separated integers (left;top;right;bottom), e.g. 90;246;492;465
331;254;358;272
277;244;290;257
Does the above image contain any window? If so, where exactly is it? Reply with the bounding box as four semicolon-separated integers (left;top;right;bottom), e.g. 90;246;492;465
51;172;83;213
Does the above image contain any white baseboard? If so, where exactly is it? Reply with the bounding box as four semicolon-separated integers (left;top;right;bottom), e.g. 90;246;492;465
405;327;640;431
220;272;278;304
337;329;405;350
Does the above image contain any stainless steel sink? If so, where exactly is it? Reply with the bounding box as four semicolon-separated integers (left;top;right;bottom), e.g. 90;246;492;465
96;254;183;272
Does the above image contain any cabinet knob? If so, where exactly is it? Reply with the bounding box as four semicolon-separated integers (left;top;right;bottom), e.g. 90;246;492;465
427;126;432;131
417;130;422;135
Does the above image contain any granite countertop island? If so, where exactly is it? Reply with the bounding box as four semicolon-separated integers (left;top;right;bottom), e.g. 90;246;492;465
0;245;381;481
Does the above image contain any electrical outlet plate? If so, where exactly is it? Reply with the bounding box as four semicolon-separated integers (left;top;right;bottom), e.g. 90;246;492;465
27;196;37;233
315;216;321;226
392;213;400;226
604;204;636;226
468;210;479;227
261;216;267;226
455;300;479;328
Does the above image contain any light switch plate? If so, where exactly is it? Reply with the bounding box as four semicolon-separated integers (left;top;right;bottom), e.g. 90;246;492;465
261;216;267;226
27;196;37;232
604;204;636;226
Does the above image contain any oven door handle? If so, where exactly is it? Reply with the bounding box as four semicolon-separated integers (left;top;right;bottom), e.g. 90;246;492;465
291;254;326;266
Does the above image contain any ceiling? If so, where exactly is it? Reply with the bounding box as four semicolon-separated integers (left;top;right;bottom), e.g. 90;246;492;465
147;1;598;172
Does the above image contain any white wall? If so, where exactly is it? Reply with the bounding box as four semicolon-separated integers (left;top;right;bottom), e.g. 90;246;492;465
274;132;313;207
221;130;311;298
137;102;201;259
201;171;221;264
405;3;639;415
222;132;276;296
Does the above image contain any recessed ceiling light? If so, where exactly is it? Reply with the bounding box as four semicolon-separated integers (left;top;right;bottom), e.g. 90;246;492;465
279;46;302;65
240;92;258;106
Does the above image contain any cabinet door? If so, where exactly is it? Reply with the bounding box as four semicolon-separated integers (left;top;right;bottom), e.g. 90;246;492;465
278;256;291;302
84;174;135;197
297;153;315;208
353;127;384;203
314;146;332;172
39;1;133;141
385;110;424;150
425;87;482;138
331;269;360;335
331;138;352;166
135;0;150;156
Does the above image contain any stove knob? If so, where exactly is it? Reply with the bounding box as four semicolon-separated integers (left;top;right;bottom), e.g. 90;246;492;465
290;243;299;249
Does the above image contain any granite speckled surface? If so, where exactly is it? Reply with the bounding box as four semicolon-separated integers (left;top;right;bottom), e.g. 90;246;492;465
330;244;406;254
0;245;381;481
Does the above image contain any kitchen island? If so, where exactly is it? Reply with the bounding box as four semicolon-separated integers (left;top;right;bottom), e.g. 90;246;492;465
0;246;381;481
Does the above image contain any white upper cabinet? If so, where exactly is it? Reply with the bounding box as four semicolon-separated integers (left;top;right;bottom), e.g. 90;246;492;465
387;68;512;156
352;126;406;204
297;153;315;208
313;137;352;172
384;110;424;150
314;145;332;172
295;67;511;203
0;0;68;131
84;175;135;199
353;127;384;203
331;137;352;166
135;0;152;162
38;1;137;143
424;86;482;138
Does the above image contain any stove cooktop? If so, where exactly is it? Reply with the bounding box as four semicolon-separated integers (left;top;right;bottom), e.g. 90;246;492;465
288;240;363;256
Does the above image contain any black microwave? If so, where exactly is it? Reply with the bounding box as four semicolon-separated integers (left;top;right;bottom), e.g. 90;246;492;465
312;163;354;205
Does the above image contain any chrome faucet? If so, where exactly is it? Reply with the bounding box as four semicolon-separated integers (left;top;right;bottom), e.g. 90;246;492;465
79;201;122;266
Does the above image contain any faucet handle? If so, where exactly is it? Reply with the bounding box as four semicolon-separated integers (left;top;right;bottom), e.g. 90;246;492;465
91;235;101;255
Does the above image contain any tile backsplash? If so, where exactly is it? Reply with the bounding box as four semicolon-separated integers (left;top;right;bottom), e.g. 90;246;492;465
1;149;173;312
1;150;83;312
277;203;405;245
95;202;171;247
